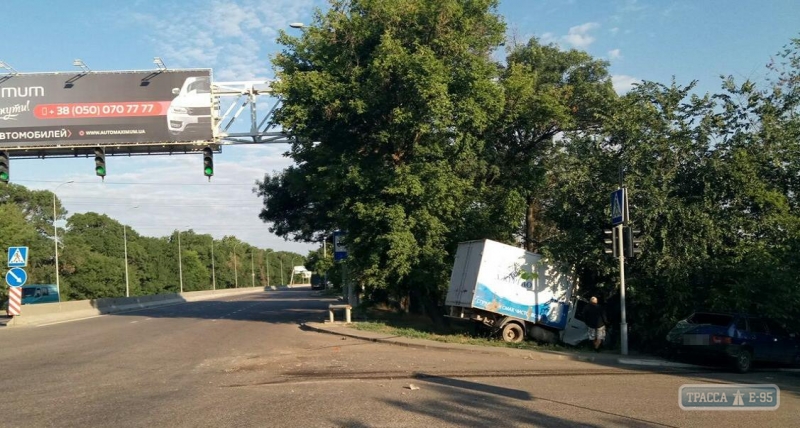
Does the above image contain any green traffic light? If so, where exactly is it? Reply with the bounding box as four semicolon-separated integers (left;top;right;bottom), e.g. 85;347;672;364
204;167;213;176
96;166;106;176
0;172;8;182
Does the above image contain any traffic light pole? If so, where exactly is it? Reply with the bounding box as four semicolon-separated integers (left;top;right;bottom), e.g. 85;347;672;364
617;223;628;355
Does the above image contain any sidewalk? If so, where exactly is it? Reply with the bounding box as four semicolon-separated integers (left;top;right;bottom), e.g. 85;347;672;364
302;321;699;369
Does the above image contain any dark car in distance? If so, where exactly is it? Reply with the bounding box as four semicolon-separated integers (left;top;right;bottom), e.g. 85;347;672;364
666;312;800;373
310;273;327;290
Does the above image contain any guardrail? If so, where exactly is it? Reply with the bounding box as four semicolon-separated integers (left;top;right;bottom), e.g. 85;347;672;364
5;286;272;327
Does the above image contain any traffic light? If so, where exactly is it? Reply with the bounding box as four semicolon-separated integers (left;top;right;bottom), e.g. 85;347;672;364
603;229;620;258
94;147;106;178
203;147;214;179
624;226;643;258
0;150;9;184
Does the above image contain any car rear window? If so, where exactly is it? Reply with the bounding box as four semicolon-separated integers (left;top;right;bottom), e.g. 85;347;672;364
687;313;733;326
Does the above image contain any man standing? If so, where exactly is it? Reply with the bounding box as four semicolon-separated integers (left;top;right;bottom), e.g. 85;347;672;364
582;296;609;352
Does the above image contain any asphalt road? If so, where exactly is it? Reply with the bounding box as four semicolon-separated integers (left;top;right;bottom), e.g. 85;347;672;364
0;288;797;427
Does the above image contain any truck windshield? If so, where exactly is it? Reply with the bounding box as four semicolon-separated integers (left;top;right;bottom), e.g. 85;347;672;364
687;313;733;326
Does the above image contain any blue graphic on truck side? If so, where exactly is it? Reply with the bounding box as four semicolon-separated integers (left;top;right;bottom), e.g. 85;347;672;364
472;283;568;329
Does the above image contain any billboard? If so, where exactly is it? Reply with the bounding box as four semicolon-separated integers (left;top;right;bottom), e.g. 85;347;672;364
0;69;213;151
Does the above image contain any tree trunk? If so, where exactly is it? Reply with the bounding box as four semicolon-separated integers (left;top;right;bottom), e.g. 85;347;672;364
525;197;538;252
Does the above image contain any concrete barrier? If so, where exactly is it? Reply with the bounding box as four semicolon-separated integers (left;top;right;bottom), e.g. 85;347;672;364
6;287;267;327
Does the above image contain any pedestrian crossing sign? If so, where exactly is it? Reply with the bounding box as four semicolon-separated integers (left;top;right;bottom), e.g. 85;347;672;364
611;188;627;225
8;246;28;268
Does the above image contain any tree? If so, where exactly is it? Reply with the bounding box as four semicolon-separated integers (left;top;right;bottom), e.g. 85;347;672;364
257;0;507;308
488;38;617;252
0;184;65;287
0;202;39;304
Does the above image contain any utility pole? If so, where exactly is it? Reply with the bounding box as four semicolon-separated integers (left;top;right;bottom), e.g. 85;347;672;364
233;242;239;288
177;231;184;293
618;221;628;355
211;238;216;291
250;251;255;288
612;164;629;356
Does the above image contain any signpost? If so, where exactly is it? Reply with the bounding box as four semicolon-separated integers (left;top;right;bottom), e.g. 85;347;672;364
609;188;629;355
6;246;29;316
333;231;355;306
6;287;22;316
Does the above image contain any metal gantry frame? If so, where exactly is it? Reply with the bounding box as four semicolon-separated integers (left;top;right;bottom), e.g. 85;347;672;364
212;80;291;145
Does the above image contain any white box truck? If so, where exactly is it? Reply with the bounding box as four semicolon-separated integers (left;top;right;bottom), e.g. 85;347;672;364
445;239;588;345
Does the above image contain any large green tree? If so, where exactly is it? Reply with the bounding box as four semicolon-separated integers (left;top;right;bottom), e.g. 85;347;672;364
257;0;507;307
488;38;617;252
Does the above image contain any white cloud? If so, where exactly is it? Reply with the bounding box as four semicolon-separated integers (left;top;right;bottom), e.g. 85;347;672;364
122;0;320;81
618;0;646;14
612;74;640;94
64;0;329;255
540;22;601;50
608;49;622;60
540;32;558;46
610;27;620;35
562;22;600;49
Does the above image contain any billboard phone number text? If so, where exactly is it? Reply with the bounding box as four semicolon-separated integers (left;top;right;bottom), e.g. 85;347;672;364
33;102;171;119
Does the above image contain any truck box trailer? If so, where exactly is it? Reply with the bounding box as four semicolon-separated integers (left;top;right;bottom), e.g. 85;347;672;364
445;239;588;344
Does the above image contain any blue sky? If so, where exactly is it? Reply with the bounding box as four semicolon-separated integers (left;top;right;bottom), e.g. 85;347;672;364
1;0;798;255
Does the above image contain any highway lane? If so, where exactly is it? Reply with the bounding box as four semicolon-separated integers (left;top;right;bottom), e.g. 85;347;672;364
0;288;338;427
0;289;797;427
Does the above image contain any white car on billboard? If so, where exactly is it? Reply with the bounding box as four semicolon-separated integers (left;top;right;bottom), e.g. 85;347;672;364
167;76;212;137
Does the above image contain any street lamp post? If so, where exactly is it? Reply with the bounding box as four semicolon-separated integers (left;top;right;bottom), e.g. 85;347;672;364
52;180;74;302
177;230;184;293
233;242;240;288
264;251;269;287
323;235;330;289
211;238;216;291
250;251;255;288
123;206;139;298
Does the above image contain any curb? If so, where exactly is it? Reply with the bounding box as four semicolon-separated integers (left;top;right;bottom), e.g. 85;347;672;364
301;322;667;367
617;358;700;369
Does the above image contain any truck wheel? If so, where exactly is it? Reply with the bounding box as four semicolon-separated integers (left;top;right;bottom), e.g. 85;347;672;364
501;323;524;344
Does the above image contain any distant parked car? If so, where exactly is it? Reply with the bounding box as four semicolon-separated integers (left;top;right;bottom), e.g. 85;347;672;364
666;311;800;373
310;273;327;290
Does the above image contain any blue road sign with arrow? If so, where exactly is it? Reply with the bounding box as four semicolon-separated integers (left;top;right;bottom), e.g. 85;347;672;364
5;267;27;287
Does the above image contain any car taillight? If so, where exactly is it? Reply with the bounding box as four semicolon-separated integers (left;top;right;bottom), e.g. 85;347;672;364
711;335;732;345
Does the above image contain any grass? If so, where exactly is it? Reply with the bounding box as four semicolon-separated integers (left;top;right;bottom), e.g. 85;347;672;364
349;306;588;354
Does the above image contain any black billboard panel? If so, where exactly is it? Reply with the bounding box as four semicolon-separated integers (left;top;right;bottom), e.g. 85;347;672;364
0;69;213;151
